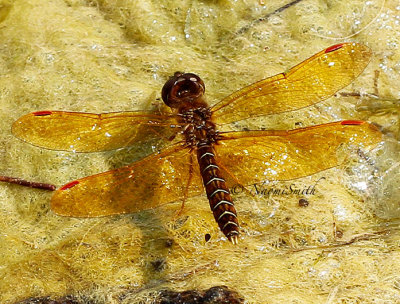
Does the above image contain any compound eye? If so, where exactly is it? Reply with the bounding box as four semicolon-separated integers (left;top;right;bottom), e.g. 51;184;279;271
161;72;205;108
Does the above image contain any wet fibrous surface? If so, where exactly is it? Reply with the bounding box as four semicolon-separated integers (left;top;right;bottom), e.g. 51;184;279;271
14;296;82;304
14;286;243;304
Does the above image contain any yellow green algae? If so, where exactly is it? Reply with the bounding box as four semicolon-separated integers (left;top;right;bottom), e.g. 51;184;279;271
0;0;400;303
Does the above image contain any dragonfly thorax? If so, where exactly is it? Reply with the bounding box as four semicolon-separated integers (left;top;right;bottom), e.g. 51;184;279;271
181;107;219;148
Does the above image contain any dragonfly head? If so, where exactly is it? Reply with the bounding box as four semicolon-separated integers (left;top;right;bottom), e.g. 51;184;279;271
162;72;205;109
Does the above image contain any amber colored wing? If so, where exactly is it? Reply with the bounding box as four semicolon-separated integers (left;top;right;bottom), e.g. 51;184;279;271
12;111;181;152
215;121;382;185
211;43;372;124
51;143;204;217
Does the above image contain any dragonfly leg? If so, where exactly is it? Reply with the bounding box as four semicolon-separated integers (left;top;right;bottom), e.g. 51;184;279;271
173;151;195;218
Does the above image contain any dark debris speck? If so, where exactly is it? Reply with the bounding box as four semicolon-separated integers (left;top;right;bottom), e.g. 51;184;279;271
155;285;244;304
14;296;81;304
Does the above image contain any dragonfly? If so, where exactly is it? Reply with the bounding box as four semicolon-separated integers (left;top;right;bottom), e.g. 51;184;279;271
12;43;382;244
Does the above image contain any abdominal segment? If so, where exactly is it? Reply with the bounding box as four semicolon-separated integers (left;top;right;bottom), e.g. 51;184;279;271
196;144;239;243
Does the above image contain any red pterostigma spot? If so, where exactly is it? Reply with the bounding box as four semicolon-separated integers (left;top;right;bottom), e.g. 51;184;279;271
341;120;364;125
60;180;80;190
325;44;344;53
33;111;52;116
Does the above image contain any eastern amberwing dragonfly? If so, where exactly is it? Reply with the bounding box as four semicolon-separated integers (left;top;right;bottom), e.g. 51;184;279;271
12;43;382;244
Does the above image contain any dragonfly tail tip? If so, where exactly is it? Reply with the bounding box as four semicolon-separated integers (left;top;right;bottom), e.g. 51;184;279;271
229;234;239;245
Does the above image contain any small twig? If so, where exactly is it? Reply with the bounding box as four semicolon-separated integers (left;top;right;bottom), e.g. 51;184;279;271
0;175;56;191
235;0;304;35
290;229;390;253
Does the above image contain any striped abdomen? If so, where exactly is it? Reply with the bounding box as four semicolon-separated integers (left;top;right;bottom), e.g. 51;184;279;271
196;144;239;244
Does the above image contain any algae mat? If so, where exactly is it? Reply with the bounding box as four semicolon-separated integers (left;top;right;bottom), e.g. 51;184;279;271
0;0;400;303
